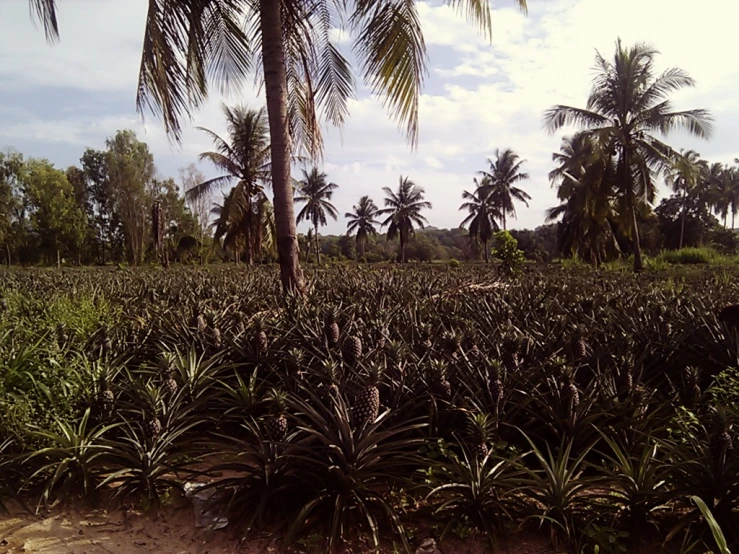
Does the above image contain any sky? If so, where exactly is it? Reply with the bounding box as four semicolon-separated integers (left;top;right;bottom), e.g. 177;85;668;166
1;0;738;235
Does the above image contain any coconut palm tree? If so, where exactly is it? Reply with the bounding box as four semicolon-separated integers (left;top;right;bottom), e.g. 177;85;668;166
544;39;713;272
188;104;270;264
210;188;275;264
459;177;500;262
378;176;432;263
345;196;379;260
294;168;339;263
664;149;705;249
478;149;531;230
546;133;619;265
28;0;527;294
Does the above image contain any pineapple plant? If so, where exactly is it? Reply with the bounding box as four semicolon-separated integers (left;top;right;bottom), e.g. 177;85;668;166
500;335;520;370
708;406;734;457
140;383;165;439
324;308;341;346
488;360;505;407
144;416;163;439
562;367;580;410
354;364;381;425
682;366;702;408
344;334;363;365
285;347;304;375
211;326;223;348
467;412;492;461
195;312;207;334
253;317;269;357
428;359;452;400
159;351;179;397
264;389;289;440
97;375;115;416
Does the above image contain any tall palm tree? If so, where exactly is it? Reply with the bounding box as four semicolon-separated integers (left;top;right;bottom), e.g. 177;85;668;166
544;39;713;272
546;133;619;265
29;0;527;294
294;168;339;263
478;149;531;230
664;149;705;249
378;176;432;263
210;188;275;264
345;196;379;260
188;104;270;264
459;177;500;262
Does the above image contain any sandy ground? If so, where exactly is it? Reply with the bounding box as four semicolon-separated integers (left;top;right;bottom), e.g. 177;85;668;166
0;503;556;554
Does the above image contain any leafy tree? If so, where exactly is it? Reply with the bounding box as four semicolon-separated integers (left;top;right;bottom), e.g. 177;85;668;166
105;131;156;265
459;177;500;262
80;148;120;264
664;149;705;249
379;176;432;263
546;133;620;265
189;105;271;264
655;193;716;250
28;0;528;294
345;195;379;260
294;167;339;263
544;39;713;272
477;149;530;230
0;152;24;266
22;159;87;266
492;230;525;275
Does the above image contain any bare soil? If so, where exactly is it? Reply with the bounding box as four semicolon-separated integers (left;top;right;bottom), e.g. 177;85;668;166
0;502;559;554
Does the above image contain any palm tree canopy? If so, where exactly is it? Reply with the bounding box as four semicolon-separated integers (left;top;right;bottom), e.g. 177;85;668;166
459;177;501;244
378;175;432;241
478;148;531;222
188;104;270;202
664;149;704;197
544;39;713;206
28;0;528;150
346;195;379;238
294;167;339;228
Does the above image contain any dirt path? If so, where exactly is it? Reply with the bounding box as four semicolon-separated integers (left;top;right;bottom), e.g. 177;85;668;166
0;504;556;554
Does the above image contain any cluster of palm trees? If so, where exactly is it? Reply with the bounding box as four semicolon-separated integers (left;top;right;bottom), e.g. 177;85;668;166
294;173;433;263
542;40;731;270
458;149;531;262
185;104;437;264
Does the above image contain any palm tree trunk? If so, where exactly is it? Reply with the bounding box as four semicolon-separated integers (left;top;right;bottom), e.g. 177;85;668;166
400;238;406;263
5;243;10;267
502;214;507;231
732;210;735;230
679;209;686;250
314;224;320;263
260;0;305;293
631;207;643;273
56;248;61;268
359;237;365;260
483;239;489;263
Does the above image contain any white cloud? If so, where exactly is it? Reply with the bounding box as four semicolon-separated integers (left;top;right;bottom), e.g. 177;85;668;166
0;0;737;235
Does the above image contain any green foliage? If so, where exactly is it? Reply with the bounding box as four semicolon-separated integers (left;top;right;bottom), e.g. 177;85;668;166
1;265;739;549
658;247;719;265
492;230;525;274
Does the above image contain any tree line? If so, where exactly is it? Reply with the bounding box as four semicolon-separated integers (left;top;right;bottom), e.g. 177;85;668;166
0;131;200;267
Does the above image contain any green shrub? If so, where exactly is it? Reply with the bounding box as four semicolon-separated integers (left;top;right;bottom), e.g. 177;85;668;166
448;258;460;268
492;231;525;275
658;247;717;265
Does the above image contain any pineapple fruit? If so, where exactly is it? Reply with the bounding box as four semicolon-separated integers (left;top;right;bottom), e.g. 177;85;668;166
467;413;492;461
324;308;340;346
265;389;289;440
355;365;381;425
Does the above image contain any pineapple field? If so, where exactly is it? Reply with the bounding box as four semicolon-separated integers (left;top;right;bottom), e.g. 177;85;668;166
1;265;738;553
